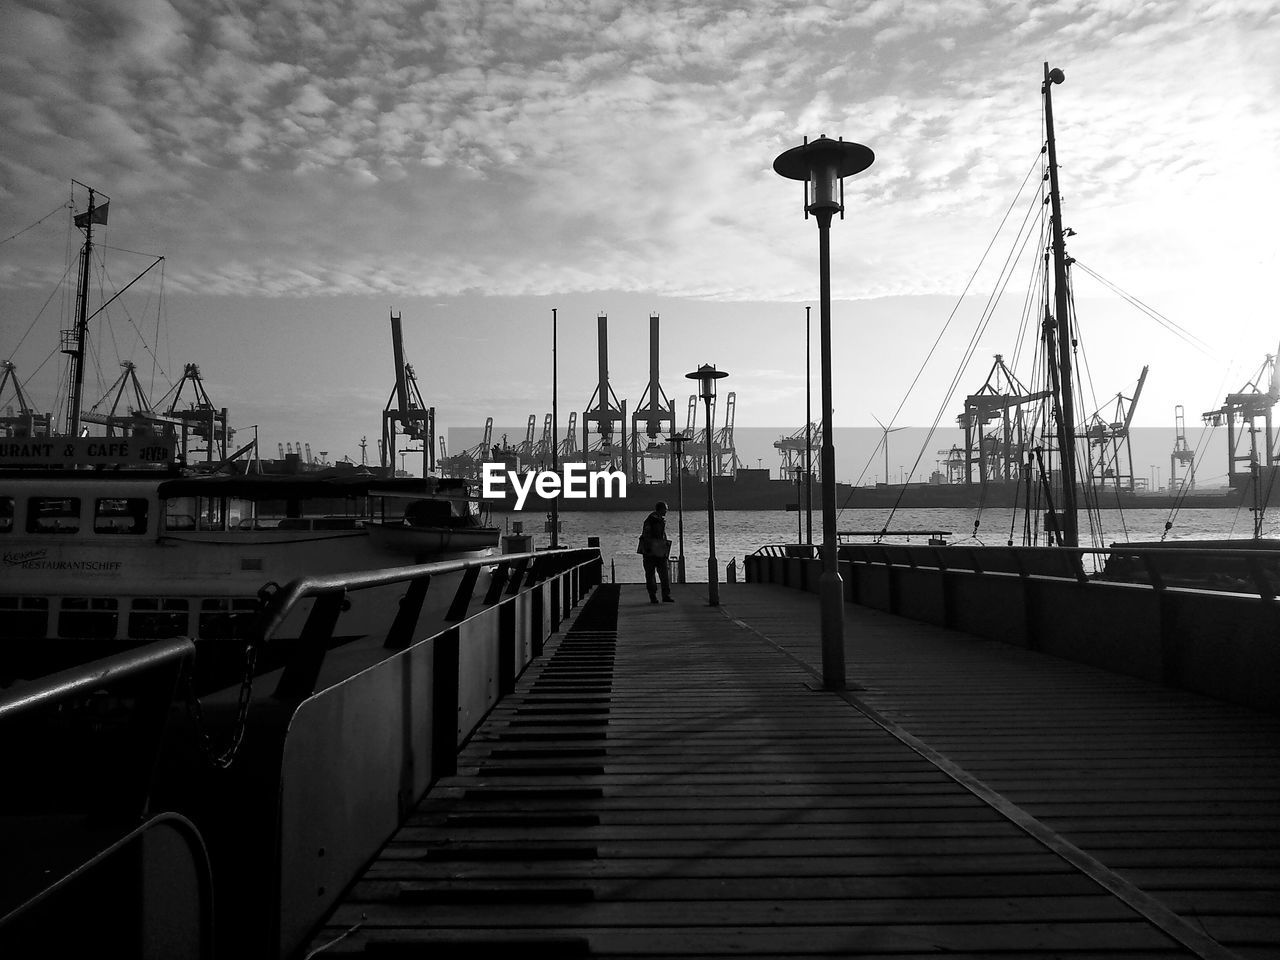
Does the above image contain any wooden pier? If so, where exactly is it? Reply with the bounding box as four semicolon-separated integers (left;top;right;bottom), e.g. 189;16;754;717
306;582;1280;958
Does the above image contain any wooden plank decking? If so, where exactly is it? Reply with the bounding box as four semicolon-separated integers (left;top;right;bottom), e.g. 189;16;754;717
305;582;1280;958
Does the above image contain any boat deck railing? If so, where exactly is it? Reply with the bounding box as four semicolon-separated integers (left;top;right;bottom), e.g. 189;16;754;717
0;638;215;957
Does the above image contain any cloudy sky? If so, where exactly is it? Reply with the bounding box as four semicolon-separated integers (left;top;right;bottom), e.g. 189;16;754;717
1;0;1277;479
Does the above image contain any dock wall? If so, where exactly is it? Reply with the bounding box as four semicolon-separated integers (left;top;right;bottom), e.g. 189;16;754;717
746;546;1279;715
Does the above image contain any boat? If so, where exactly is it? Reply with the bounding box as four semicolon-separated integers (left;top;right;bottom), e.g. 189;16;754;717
0;189;500;685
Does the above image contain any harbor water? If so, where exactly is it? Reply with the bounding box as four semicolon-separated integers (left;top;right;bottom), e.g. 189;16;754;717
494;505;1270;583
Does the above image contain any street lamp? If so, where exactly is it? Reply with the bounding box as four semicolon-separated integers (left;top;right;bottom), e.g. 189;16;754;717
686;364;728;605
774;134;874;691
667;432;690;584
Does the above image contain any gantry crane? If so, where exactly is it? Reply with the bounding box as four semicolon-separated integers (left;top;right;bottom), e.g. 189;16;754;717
558;411;580;462
629;314;676;484
381;310;435;477
1202;346;1278;490
582;315;627;474
775;422;822;482
1082;365;1147;495
0;362;52;438
154;363;233;464
713;391;742;477
957;355;1049;486
1169;405;1195;492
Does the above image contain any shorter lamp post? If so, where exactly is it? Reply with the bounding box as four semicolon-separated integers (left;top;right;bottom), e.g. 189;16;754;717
686;364;728;605
667;432;690;584
795;465;805;545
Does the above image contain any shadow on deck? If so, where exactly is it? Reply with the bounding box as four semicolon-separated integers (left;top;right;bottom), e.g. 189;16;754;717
306;582;1280;959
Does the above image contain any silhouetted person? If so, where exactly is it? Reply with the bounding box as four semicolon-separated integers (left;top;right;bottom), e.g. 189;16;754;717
638;501;673;603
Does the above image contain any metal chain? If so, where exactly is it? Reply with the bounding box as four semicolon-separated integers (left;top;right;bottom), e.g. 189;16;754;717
183;582;279;769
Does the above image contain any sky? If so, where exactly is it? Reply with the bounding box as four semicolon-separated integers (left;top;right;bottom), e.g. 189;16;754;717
2;0;1278;483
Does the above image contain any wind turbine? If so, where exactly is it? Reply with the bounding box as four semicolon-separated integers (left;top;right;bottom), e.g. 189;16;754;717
873;415;906;485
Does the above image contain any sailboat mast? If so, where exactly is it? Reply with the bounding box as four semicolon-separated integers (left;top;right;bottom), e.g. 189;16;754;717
1043;63;1078;547
66;187;97;439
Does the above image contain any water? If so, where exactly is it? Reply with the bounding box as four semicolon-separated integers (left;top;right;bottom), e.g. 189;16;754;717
493;505;1265;583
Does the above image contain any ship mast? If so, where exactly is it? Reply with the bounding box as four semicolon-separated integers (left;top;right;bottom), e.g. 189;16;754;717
65;183;104;438
1043;63;1078;547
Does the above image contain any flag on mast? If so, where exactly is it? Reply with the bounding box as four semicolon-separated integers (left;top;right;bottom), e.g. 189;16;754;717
73;202;109;229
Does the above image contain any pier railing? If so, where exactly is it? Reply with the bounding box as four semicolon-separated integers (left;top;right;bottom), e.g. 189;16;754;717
747;542;1280;715
0;638;214;958
158;545;602;960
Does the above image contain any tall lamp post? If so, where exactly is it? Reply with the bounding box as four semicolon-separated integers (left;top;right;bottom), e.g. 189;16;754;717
774;135;874;691
667;432;690;584
686;364;728;606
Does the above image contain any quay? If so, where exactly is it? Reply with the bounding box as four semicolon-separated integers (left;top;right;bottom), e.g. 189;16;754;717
305;581;1280;959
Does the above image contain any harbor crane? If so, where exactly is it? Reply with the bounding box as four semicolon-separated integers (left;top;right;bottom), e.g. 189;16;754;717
1202;345;1278;490
439;417;493;480
512;414;538;466
957;355;1049;486
583;314;627;474
0;362;52;438
775;421;822;482
713;391;742;477
531;413;554;468
1082;365;1147;496
154;363;233;464
1169;405;1195;492
381;310;435;477
558;411;580;461
629;314;676;484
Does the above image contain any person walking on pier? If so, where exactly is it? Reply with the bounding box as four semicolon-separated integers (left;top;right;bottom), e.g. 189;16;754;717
638;501;674;604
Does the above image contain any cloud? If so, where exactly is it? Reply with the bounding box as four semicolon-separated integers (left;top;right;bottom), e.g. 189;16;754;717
1;0;1277;324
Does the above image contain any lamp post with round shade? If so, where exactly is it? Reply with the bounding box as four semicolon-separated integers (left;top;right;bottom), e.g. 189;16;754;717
686;364;728;606
773;135;874;691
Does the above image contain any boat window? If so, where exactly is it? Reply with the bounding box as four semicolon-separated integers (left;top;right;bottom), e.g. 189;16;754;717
27;497;81;534
198;597;258;640
94;497;149;535
0;596;48;640
0;496;12;533
129;598;189;639
165;496;198;531
57;597;119;639
197;497;226;531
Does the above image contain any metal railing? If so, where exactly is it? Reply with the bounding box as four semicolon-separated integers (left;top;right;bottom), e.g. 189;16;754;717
751;541;1280;599
1;638;215;958
255;547;602;701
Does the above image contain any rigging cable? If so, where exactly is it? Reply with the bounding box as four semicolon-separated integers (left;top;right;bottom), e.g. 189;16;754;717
856;152;1047;532
0;201;70;247
839;148;1045;511
1072;260;1217;358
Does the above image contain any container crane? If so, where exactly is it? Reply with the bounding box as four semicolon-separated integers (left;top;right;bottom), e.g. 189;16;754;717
0;362;52;438
382;310;435;477
582;314;627;474
1169;405;1195;492
154;363;232;464
957;355;1048;486
1082;365;1147;495
713;391;742;477
558;411;580;461
1201;345;1278;489
775;422;822;481
629;314;676;483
